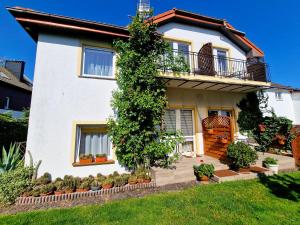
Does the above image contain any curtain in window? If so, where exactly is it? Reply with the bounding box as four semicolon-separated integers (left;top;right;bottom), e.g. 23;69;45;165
180;110;193;136
83;48;113;77
78;131;111;158
163;109;176;133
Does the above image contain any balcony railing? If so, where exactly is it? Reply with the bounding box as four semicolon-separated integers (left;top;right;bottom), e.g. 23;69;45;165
160;50;270;82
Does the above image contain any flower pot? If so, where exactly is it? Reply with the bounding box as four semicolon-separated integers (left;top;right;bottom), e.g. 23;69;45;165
91;186;100;191
54;191;65;195
76;188;89;193
64;189;74;194
220;138;228;144
278;139;286;145
137;178;144;183
266;164;279;174
128;181;137;185
95;156;107;163
102;184;113;189
200;176;209;181
79;158;93;164
258;124;266;132
40;192;53;196
207;129;214;134
143;179;151;183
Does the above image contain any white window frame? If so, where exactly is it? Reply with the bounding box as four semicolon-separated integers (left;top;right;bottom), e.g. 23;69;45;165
81;46;115;78
213;48;229;75
169;41;192;72
74;124;112;163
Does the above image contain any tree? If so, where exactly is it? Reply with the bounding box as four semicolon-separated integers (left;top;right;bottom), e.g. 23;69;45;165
108;11;182;170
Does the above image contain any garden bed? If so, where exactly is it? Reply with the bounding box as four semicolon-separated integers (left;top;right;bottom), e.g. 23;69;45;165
16;182;156;205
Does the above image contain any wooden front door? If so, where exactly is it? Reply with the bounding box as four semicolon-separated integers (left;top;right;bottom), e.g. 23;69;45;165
202;116;234;159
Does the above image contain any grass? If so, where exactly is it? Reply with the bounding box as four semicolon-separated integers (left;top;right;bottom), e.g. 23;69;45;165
0;172;299;225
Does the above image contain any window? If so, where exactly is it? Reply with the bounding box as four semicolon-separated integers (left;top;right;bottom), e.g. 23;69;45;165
82;47;114;77
169;41;191;67
275;91;283;101
74;125;112;163
163;109;176;133
216;49;228;74
4;97;10;109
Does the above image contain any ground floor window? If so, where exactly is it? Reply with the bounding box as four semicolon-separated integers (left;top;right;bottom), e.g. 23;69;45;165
163;109;195;154
74;125;111;162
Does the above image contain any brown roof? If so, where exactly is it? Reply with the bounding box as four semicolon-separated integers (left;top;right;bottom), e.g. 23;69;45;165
7;7;263;57
269;82;300;92
152;8;264;57
0;67;32;92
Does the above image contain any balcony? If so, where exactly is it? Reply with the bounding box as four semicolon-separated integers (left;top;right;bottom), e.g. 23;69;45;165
159;50;270;92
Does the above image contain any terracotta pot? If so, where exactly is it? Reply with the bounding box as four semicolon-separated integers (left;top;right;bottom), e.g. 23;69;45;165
278;139;286;145
207;129;214;134
79;158;93;164
200;176;209;181
137;178;144;183
128;181;138;185
54;191;65;195
220;138;228;144
102;184;113;189
40;192;53;196
143;179;151;183
76;188;89;193
64;189;74;194
95;156;107;163
258;124;266;132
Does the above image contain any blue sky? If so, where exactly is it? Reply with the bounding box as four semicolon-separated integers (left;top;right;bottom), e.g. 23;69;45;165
0;0;299;87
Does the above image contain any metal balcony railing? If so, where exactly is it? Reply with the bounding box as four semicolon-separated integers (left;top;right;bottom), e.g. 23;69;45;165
160;50;270;82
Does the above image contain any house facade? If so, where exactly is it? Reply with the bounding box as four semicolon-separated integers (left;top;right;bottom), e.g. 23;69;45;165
0;59;32;118
8;7;271;178
264;84;300;125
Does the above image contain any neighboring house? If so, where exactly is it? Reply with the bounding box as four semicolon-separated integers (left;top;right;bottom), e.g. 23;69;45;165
0;59;32;118
8;7;272;178
264;83;300;125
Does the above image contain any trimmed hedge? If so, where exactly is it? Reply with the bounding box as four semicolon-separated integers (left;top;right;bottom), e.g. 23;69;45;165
0;113;28;150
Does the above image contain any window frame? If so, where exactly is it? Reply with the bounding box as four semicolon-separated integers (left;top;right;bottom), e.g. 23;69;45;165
81;46;115;79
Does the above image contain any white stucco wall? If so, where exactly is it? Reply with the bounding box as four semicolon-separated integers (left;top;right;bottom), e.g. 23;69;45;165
292;92;300;125
158;22;246;60
26;34;125;178
264;89;296;123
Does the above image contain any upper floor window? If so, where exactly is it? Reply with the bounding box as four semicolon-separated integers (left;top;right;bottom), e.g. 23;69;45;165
169;41;191;65
4;97;10;109
275;91;283;101
82;47;114;78
215;49;228;74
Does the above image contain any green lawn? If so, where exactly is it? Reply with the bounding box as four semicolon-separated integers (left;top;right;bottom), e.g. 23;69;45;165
1;172;299;225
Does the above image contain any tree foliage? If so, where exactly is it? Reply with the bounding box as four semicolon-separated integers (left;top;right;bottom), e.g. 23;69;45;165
108;11;183;170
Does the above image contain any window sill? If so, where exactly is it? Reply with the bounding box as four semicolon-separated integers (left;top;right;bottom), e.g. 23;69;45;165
72;160;115;167
79;75;116;81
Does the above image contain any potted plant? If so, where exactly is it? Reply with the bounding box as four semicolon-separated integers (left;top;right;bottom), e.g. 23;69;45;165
114;175;127;187
227;142;258;171
217;134;228;144
95;154;107;163
193;164;214;181
128;175;138;185
207;128;214;134
79;154;93;164
276;134;286;145
121;174;130;185
40;183;55;196
258;124;266;132
63;175;76;193
263;157;279;174
76;181;90;192
90;180;100;191
143;174;151;183
54;180;65;195
102;178;114;189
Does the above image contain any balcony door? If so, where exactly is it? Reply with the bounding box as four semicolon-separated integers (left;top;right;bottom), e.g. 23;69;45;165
163;109;195;155
169;41;191;69
214;48;229;76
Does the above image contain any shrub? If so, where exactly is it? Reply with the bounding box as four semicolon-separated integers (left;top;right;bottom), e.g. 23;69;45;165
63;175;76;192
114;176;127;187
54;180;65;191
0;166;33;205
40;183;55;195
0;143;23;174
193;164;214;179
79;181;90;190
102;178;114;186
34;172;52;185
227;142;258;170
263;157;278;167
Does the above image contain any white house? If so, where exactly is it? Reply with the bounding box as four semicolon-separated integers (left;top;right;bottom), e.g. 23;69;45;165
8;7;273;178
264;83;300;125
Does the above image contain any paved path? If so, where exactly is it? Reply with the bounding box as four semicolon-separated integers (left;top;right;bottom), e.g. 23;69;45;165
152;153;297;186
